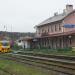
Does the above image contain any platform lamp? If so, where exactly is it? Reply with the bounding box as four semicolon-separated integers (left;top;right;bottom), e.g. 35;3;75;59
68;35;72;46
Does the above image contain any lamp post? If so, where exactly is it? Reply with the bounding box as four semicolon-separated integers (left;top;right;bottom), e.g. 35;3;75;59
11;24;12;32
68;35;72;46
4;24;7;39
24;40;25;50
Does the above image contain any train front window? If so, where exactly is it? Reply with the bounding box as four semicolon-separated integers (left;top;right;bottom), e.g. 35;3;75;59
2;42;9;46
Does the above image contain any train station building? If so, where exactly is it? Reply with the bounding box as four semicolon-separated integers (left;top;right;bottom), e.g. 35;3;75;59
21;4;75;49
29;4;75;49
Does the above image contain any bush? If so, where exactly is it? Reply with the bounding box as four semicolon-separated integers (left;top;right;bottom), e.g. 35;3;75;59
12;44;22;50
57;47;72;52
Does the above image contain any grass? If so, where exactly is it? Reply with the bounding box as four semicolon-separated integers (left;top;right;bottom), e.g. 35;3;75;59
0;70;10;75
0;59;54;75
18;48;75;56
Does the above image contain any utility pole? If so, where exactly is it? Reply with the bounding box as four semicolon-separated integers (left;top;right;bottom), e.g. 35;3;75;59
11;24;12;32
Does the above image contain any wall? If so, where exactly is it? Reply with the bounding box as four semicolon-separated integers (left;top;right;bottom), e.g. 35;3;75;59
63;12;75;32
36;21;63;37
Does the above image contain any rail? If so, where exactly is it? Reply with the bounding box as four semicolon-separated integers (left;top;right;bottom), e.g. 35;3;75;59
0;53;75;75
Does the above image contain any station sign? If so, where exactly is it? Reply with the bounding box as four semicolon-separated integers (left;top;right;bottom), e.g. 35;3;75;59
64;24;75;28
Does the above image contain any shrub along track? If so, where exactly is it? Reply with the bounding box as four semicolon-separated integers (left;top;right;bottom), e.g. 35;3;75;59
0;53;75;75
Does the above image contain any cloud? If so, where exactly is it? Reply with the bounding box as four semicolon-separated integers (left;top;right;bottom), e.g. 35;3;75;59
0;0;74;32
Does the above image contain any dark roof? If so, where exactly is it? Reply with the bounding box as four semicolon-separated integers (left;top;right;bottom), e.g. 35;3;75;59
36;10;75;27
38;14;66;26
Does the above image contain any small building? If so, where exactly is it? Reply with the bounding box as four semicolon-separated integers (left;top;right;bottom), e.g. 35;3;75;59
32;4;75;49
17;36;32;49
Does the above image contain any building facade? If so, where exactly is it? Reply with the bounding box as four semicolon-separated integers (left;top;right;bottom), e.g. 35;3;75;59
31;5;75;49
17;36;32;49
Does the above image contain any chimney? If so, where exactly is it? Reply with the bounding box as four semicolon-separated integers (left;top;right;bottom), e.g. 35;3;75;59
66;4;73;14
54;12;58;16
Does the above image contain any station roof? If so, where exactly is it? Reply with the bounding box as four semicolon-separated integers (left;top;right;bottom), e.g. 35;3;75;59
36;10;75;27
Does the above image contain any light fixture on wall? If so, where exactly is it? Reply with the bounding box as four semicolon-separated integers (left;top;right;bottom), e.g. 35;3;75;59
68;35;72;39
68;35;72;45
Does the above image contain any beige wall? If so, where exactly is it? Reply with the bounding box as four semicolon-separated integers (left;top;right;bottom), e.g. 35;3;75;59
36;22;63;37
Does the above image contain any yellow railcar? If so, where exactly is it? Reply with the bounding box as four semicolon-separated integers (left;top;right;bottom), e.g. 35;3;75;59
0;40;10;53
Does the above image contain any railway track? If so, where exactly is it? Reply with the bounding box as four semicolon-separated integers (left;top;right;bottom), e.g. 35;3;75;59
0;53;75;75
17;52;75;61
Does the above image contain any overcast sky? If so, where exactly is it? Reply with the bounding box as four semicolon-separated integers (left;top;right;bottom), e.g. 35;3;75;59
0;0;75;32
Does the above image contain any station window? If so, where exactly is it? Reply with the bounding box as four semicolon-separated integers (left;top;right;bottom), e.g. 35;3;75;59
48;28;49;32
51;25;53;32
55;25;57;31
59;24;61;31
42;29;44;33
